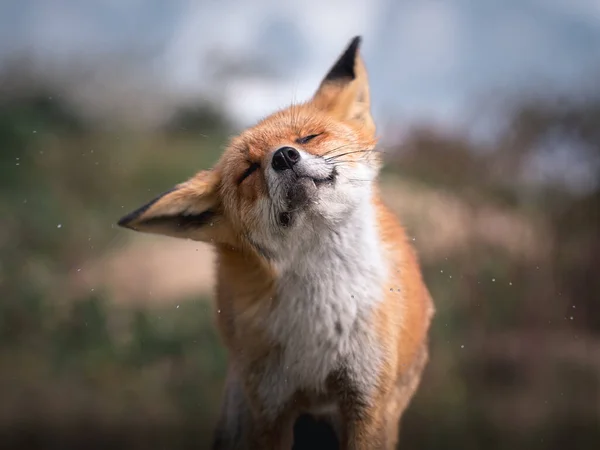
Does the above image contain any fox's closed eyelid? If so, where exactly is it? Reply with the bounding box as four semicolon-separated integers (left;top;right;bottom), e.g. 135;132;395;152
238;162;260;184
296;133;322;145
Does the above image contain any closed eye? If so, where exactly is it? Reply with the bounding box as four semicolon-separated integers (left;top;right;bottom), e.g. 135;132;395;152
238;162;260;184
296;134;321;145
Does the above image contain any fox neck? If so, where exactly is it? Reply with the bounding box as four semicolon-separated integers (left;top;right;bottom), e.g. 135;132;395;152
215;191;388;410
277;192;385;279
216;190;387;319
262;192;388;405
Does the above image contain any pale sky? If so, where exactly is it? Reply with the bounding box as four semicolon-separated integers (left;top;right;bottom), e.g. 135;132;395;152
1;0;599;130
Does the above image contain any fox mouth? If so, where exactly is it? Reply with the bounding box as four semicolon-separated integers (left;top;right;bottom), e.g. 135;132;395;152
277;168;337;227
299;166;337;187
311;167;337;186
291;167;337;199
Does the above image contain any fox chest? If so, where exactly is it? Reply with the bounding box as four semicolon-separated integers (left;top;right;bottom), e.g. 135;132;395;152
256;268;384;414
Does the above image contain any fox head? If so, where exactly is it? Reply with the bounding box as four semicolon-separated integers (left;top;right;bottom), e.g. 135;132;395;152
118;36;381;263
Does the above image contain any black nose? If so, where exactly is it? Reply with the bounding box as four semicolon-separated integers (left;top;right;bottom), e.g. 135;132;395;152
272;146;300;171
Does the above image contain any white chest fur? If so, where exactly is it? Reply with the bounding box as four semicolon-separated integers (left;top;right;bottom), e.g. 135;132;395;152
257;202;388;415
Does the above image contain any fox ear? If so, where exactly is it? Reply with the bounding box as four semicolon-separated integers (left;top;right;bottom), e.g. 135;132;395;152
117;170;231;244
312;36;375;136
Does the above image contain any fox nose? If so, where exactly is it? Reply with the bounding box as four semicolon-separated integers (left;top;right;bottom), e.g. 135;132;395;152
272;146;300;171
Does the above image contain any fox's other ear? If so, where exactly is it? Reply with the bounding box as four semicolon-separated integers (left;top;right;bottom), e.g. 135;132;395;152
312;36;375;136
117;170;231;244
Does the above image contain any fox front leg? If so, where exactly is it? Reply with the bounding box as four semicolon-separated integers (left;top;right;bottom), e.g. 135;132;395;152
330;371;394;450
212;368;256;450
341;407;391;450
212;367;294;450
246;417;295;450
212;404;293;450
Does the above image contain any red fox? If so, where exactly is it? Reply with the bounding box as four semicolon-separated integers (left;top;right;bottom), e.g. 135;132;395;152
118;36;434;450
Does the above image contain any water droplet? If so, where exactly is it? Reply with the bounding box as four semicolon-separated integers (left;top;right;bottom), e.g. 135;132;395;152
57;224;62;228
440;270;444;273
32;130;37;134
570;316;573;320
460;345;464;349
77;268;81;272
572;305;576;309
492;278;496;282
509;282;513;286
217;309;221;314
176;305;180;309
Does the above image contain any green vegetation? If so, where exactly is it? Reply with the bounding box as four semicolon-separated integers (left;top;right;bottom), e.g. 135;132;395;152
0;81;598;449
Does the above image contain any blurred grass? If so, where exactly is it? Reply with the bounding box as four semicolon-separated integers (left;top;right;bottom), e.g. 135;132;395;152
0;294;226;450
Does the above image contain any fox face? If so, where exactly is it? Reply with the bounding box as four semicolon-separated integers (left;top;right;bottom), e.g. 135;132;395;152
118;36;380;264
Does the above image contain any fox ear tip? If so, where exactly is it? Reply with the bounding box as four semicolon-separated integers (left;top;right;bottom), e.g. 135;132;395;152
117;211;144;231
117;187;179;231
117;205;147;230
323;36;363;84
117;215;133;229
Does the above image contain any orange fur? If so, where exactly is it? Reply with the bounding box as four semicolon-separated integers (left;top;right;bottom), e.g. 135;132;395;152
119;36;434;449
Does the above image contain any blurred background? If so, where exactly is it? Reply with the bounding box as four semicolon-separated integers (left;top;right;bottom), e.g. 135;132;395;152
1;1;599;449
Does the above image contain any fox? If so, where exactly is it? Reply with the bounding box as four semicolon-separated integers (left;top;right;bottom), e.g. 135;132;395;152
118;36;434;449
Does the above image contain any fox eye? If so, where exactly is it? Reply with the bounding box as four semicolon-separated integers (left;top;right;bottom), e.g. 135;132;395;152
238;162;260;184
296;134;321;145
